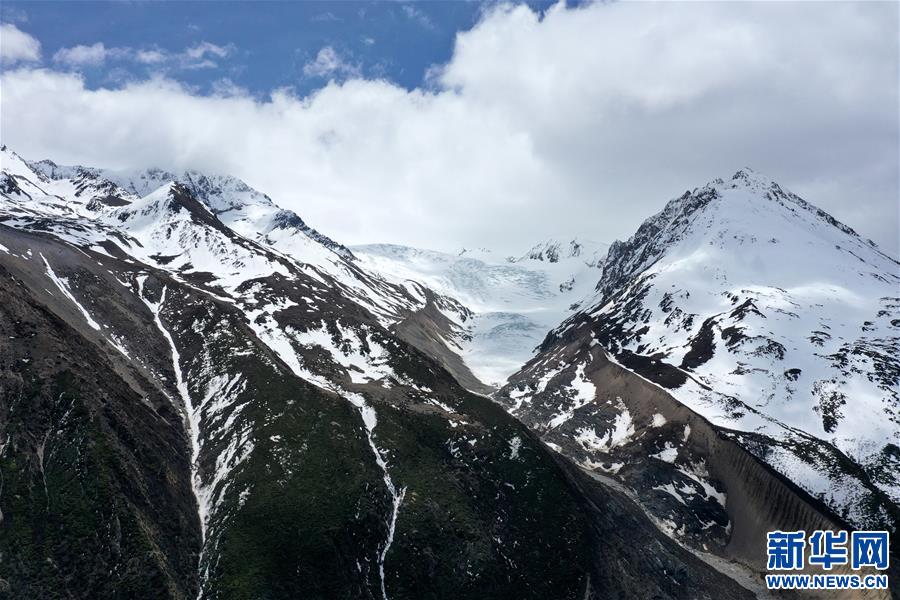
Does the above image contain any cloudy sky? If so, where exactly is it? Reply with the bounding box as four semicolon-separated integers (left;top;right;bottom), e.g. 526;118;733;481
1;1;897;257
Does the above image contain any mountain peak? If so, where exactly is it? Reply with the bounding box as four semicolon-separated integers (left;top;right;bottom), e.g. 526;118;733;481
713;166;781;195
730;166;765;183
512;238;589;264
596;169;895;303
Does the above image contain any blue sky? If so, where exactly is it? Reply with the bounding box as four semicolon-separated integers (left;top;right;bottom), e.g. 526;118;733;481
1;2;897;255
2;1;565;96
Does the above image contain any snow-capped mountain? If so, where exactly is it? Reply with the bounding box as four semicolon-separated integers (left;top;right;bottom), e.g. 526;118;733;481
594;168;897;481
495;169;899;555
352;239;607;388
510;238;605;267
1;147;765;599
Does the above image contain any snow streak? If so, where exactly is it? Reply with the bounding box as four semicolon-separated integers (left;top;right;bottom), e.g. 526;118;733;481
41;254;101;330
345;394;407;600
246;314;405;598
136;277;207;597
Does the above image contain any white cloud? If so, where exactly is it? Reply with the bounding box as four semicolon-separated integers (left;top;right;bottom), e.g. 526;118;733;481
185;41;231;60
302;46;360;79
135;49;167;65
47;40;234;71
0;23;40;64
1;2;897;256
53;42;111;67
401;4;435;30
210;77;248;98
175;41;233;70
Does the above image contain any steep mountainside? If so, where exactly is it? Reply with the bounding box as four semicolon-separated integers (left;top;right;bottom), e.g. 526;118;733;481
0;147;756;599
352;240;606;388
495;170;899;564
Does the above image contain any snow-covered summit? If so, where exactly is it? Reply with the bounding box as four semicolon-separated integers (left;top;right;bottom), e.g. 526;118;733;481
15;150;356;263
598;168;890;300
511;238;605;267
556;167;900;523
0;147;416;321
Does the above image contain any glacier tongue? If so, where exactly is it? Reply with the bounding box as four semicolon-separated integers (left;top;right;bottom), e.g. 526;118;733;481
352;240;608;388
